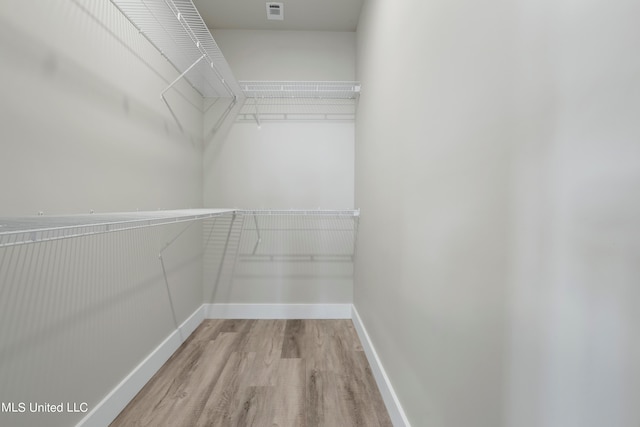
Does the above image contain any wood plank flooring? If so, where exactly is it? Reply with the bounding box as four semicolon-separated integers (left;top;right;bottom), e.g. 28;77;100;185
110;319;393;427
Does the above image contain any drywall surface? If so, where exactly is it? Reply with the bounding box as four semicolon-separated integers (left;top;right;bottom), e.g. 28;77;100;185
355;0;516;425
204;122;354;209
356;0;640;426
505;0;640;426
0;1;204;426
203;29;356;305
0;2;203;216
210;29;356;81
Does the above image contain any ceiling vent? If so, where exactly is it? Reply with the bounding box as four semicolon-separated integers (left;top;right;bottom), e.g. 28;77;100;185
266;2;284;21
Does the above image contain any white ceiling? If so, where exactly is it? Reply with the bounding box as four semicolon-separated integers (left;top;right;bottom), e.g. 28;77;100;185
193;0;364;32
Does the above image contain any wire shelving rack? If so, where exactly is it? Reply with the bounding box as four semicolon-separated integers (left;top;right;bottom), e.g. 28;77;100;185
110;0;243;99
237;81;361;122
0;209;359;249
0;209;233;249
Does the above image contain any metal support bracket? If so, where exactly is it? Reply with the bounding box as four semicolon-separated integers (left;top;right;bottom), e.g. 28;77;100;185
251;215;262;255
160;54;206;99
157;221;195;342
159;252;183;341
160;54;206;132
254;96;261;129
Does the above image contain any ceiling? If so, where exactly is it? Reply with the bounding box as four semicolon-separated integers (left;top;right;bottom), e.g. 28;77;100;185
193;0;364;32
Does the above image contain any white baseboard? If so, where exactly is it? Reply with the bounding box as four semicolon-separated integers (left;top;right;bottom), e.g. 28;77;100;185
76;305;205;427
177;304;206;341
205;303;352;319
351;306;411;427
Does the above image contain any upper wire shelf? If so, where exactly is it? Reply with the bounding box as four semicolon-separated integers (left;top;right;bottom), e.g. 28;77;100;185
237;81;361;122
111;0;242;99
238;209;360;217
239;81;361;99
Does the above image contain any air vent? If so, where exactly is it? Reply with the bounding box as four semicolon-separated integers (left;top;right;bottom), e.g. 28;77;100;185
266;2;284;21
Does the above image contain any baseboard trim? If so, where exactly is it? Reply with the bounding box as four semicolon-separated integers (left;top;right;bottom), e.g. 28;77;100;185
76;305;205;427
205;303;352;319
351;305;411;427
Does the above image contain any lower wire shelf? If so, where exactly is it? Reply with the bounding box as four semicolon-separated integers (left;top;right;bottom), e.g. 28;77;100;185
0;209;359;249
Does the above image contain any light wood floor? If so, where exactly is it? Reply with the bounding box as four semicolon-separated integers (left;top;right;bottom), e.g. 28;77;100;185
110;319;393;427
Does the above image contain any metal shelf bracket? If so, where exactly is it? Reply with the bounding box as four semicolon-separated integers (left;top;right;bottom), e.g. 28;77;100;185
160;54;206;131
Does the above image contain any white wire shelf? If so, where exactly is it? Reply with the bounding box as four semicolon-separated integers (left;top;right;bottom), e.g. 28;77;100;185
237;81;361;122
238;209;360;217
238;211;359;257
111;0;242;99
0;209;359;249
202;209;359;294
0;209;234;248
239;81;361;99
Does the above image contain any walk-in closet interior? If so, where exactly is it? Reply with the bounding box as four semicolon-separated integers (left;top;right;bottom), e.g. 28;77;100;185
1;0;639;426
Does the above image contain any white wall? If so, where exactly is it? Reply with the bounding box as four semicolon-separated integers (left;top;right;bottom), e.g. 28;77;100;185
203;29;356;304
356;0;640;426
506;0;640;426
0;1;204;426
210;29;356;81
204;122;354;209
356;0;515;425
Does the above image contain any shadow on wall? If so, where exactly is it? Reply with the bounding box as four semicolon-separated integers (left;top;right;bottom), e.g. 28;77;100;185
0;2;203;147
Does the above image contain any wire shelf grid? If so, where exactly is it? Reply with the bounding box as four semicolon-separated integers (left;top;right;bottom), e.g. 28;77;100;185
0;209;359;249
0;209;234;248
239;81;361;99
111;0;242;98
237;81;360;121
